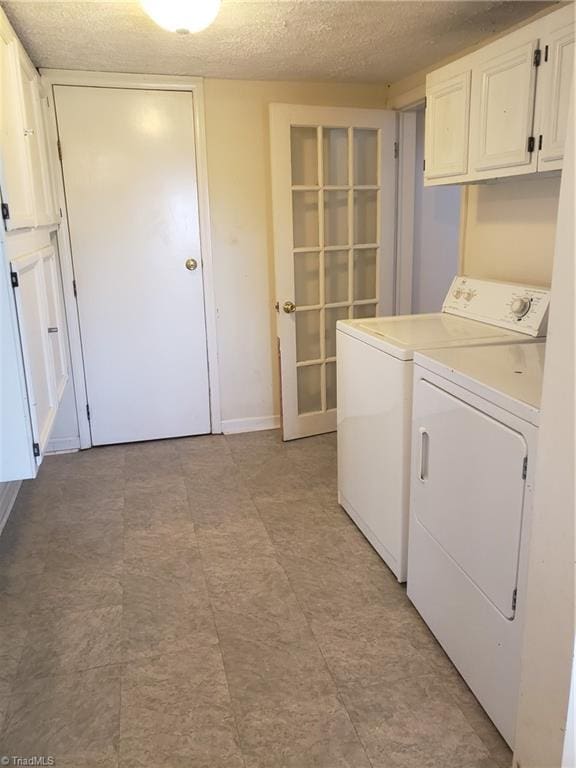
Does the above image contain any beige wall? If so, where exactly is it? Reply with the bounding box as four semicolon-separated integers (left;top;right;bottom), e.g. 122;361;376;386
203;79;388;427
460;176;561;287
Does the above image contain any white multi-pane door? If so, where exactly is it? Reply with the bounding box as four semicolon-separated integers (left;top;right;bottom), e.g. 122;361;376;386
270;104;397;440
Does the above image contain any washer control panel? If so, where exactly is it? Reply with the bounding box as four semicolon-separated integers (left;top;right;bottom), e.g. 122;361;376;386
442;276;550;336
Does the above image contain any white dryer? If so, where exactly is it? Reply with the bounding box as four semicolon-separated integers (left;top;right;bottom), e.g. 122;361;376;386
337;276;549;582
407;342;546;747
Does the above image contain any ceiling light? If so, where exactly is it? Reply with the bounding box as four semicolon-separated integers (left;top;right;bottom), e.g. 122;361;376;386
140;0;221;34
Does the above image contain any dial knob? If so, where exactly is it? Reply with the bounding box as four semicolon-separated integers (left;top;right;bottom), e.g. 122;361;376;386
463;290;474;302
511;297;531;319
453;288;462;299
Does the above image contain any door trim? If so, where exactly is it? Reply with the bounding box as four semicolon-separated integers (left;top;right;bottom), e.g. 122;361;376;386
39;70;221;446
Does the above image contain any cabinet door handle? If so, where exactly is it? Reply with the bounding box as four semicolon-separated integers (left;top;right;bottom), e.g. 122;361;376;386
47;326;58;333
419;427;429;481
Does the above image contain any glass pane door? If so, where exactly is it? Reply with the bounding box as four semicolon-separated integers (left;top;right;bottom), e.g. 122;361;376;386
291;125;380;417
270;103;397;440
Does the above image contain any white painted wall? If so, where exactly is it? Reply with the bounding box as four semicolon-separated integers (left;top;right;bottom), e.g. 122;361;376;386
412;109;460;313
460;176;561;288
513;97;574;768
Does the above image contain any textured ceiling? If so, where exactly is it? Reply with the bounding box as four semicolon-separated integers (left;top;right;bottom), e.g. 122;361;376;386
1;0;556;83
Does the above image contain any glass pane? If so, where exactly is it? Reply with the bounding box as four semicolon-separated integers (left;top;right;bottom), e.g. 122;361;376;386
324;249;349;305
297;365;322;414
293;191;319;248
294;251;320;306
291;127;318;186
324;190;348;247
325;306;349;358
323;127;348;186
353;303;377;319
354;190;377;244
353;248;377;301
354;129;378;185
325;361;337;411
296;310;321;362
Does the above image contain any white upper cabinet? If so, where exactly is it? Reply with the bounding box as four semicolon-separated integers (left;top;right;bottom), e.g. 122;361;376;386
425;5;575;185
18;52;58;226
534;5;575;172
0;9;59;229
469;31;539;177
0;20;35;229
424;70;471;181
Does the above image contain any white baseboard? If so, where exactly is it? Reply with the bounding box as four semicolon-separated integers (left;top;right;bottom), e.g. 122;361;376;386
0;481;21;536
45;436;80;454
221;415;280;435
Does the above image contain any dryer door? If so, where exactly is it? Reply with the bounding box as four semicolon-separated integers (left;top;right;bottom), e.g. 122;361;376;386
412;379;527;619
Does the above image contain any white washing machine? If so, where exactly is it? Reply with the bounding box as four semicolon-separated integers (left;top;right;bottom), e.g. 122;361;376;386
336;276;550;582
407;342;546;747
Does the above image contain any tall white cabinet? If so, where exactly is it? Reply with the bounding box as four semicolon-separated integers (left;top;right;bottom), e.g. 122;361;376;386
425;5;575;186
0;7;67;483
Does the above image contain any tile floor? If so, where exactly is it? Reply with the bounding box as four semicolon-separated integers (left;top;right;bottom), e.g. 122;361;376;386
0;430;512;768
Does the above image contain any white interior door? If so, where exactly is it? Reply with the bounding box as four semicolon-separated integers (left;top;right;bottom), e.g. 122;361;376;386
270;104;397;440
54;85;210;445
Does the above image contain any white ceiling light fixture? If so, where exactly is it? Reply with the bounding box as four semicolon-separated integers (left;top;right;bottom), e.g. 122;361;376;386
139;0;221;34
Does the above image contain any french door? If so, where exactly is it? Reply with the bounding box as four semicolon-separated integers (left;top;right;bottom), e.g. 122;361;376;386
270;104;397;440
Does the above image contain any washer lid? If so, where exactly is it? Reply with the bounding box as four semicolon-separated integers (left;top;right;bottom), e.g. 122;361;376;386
337;313;535;361
414;342;546;424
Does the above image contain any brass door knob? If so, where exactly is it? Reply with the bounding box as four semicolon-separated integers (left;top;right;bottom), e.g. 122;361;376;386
185;258;198;271
283;301;296;314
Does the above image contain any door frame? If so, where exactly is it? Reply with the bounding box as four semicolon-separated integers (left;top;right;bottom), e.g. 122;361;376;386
39;69;221;447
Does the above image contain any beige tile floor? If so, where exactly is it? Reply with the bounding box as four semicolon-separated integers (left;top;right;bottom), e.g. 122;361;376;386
0;430;512;768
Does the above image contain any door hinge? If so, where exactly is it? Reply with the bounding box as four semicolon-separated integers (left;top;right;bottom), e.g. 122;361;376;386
527;136;535;154
534;48;541;67
512;588;517;612
72;279;77;298
423;158;426;172
544;44;549;63
1;202;10;221
424;96;427;109
32;442;40;458
57;139;62;161
538;135;543;151
522;456;528;479
393;141;399;159
10;271;18;288
86;403;91;421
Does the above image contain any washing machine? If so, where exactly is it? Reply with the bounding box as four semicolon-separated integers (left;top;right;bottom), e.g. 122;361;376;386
336;276;550;582
407;341;546;747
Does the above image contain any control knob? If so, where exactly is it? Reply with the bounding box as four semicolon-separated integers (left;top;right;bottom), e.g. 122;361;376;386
511;297;531;319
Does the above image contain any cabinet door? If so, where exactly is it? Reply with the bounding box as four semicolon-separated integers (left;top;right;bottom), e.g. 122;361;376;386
469;34;539;175
18;51;56;226
11;247;58;455
536;10;575;172
0;25;35;229
42;247;68;399
412;379;528;619
424;70;471;182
